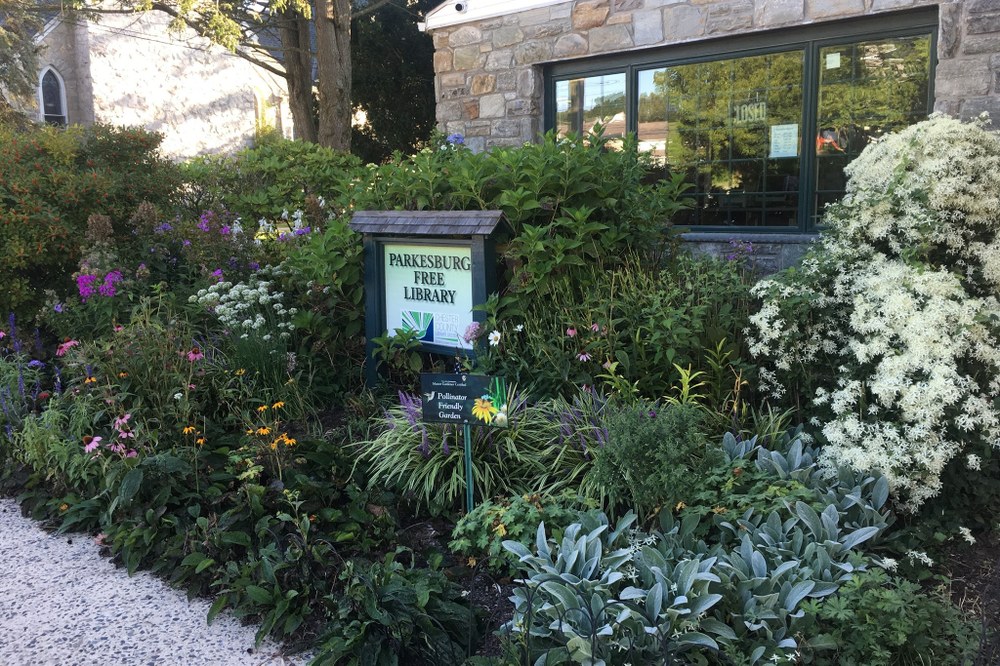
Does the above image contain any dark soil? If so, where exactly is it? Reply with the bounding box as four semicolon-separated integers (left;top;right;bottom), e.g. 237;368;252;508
943;532;1000;664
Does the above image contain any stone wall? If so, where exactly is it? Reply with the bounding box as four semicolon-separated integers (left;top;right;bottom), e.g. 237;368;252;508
35;11;292;160
428;0;1000;152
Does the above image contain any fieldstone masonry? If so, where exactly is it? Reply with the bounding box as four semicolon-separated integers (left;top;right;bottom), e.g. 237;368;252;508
428;0;1000;267
429;0;1000;151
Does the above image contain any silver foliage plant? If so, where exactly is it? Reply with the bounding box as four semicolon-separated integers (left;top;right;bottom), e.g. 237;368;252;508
747;114;1000;510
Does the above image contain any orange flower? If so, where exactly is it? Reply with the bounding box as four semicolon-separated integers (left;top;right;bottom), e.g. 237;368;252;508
256;405;268;413
182;425;196;435
195;437;206;446
84;376;97;385
271;401;285;410
256;426;271;436
118;372;128;378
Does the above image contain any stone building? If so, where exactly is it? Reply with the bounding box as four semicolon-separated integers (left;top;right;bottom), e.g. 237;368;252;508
28;10;291;159
422;0;1000;268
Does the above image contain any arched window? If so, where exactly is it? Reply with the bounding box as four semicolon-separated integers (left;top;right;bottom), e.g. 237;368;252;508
39;67;67;126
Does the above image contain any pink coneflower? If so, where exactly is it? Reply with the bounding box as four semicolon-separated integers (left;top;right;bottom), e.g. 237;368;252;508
566;327;577;338
577;352;592;362
187;347;205;362
56;339;80;356
591;323;600;332
83;435;103;453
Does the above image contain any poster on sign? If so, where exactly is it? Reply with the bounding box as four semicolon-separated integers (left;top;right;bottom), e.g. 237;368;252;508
383;243;474;350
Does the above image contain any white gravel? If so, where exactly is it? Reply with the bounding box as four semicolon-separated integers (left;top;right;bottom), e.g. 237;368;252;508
0;498;311;666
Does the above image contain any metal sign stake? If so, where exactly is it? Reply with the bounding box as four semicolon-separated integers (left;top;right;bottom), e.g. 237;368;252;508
463;422;474;514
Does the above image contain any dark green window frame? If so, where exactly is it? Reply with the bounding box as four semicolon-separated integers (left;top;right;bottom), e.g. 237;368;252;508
543;8;938;233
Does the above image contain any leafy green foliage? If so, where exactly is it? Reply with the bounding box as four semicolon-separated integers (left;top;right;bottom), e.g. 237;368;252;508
473;254;756;401
797;568;978;665
0;121;178;316
312;550;479;665
589;401;721;519
449;491;595;574
356;391;601;516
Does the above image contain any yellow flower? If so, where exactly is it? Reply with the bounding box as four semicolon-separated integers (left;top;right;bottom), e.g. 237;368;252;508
272;401;285;410
283;435;297;447
256;405;269;413
269;440;278;450
182;425;196;435
675;501;687;511
712;506;727;515
256;426;272;436
234;368;246;376
59;503;69;512
466;556;477;568
472;397;498;424
118;372;128;378
494;523;507;537
84;376;97;385
245;429;254;436
196;437;206;446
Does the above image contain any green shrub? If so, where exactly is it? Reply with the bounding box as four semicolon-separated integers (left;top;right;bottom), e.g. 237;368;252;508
588;401;722;519
449;491;595;574
473;253;756;401
797;568;979;666
312;551;479;665
0;121;179;317
179;139;364;222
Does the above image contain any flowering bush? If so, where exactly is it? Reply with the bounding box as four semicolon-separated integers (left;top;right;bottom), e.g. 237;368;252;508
748;114;1000;509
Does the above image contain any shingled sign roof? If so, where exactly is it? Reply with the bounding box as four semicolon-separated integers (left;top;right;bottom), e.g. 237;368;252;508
349;210;508;237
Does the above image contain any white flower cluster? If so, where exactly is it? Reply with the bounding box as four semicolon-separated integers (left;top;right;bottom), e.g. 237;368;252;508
748;115;1000;511
190;277;296;341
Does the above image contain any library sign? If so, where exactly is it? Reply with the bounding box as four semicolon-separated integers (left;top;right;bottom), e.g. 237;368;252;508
349;210;507;386
383;244;474;350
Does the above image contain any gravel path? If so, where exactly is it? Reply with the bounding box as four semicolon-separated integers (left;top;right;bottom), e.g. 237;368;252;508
0;499;311;666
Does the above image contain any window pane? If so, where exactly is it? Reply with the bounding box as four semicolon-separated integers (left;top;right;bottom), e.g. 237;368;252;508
555;72;626;143
41;71;66;126
814;34;932;224
638;49;804;227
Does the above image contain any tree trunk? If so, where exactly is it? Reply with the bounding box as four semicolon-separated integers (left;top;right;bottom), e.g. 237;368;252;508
313;0;352;151
278;10;318;143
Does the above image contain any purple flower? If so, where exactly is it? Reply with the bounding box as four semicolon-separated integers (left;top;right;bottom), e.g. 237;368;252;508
446;133;464;145
249;261;260;271
293;226;311;236
219;225;231;235
77;274;98;301
197;211;213;232
419;427;431;458
27;360;44;369
155;222;173;233
53;303;64;313
211;269;224;282
577;352;592;362
462;322;481;344
398;391;421;427
183;239;191;247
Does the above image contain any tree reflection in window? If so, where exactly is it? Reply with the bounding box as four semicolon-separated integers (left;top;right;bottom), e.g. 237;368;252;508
555;72;626;148
638;51;804;227
814;35;931;224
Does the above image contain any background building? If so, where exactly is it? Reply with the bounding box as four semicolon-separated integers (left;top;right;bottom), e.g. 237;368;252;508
423;0;1000;267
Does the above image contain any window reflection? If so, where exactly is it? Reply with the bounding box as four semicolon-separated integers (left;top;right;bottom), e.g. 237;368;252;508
638;51;804;227
814;35;931;223
555;72;627;144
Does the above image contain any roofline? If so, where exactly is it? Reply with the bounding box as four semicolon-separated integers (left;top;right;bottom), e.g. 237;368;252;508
423;0;567;31
33;14;63;45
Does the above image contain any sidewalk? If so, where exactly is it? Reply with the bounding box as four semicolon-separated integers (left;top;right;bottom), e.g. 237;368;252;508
0;499;309;666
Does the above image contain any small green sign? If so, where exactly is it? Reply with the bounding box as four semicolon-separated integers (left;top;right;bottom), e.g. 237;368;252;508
421;373;509;428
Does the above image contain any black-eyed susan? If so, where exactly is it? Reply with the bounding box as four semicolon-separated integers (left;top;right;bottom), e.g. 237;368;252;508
234;368;246;376
245;428;255;436
472;397;498;424
271;401;285;410
196;436;207;446
118;372;128;378
182;425;197;435
84;376;97;385
256;426;272;436
256;405;269;413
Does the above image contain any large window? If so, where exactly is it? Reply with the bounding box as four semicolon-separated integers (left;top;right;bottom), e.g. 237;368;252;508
546;11;935;231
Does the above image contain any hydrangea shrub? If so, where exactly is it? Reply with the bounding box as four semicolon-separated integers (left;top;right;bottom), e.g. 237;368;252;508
748;114;1000;509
